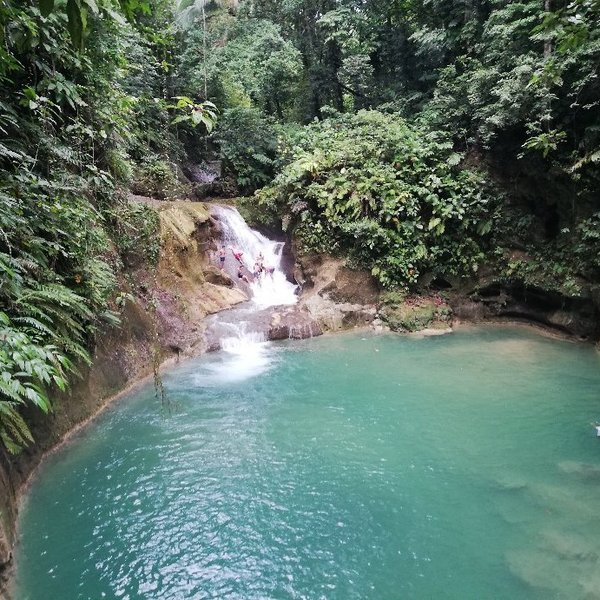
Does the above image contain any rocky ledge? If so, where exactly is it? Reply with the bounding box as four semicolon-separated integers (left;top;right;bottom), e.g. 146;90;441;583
203;304;324;351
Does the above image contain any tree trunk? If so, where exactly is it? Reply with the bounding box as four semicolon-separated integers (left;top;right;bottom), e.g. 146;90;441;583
544;0;552;58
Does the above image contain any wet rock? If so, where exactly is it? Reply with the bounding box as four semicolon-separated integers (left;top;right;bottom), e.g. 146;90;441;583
447;278;600;340
204;266;234;287
450;298;488;321
0;461;14;596
203;304;322;349
268;308;323;340
183;161;221;183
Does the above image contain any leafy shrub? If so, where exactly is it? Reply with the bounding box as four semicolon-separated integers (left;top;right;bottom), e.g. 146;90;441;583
108;200;161;268
132;157;180;200
104;147;134;184
0;176;119;452
214;107;279;192
258;110;498;288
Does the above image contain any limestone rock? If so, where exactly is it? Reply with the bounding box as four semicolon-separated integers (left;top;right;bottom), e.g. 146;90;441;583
378;296;452;333
296;254;379;331
203;265;234;287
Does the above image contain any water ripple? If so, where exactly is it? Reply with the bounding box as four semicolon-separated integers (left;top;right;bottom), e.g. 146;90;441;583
15;329;600;600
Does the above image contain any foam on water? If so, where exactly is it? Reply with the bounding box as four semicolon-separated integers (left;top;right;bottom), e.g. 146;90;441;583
194;331;273;386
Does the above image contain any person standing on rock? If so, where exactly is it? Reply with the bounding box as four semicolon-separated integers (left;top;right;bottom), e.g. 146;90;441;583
218;246;226;270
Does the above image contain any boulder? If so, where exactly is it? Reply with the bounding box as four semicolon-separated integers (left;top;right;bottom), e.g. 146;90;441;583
378;296;453;333
204;265;234;287
296;254;379;331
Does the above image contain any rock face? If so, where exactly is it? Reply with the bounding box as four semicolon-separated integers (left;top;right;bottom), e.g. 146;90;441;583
0;460;15;595
449;280;600;340
293;251;600;340
379;295;453;332
151;201;247;351
296;254;379;331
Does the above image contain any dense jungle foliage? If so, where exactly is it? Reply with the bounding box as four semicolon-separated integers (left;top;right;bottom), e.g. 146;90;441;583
0;0;213;452
1;0;599;452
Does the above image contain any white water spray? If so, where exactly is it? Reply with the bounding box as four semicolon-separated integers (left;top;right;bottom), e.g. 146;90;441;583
211;205;298;309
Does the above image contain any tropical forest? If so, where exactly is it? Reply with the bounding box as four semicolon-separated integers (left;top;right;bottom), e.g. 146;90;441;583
1;0;600;598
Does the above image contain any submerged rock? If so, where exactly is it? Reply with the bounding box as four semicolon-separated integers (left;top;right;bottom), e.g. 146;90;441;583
506;530;600;600
557;460;600;481
541;529;599;562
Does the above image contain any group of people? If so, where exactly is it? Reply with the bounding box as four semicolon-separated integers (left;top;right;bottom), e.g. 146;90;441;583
216;245;274;284
252;252;275;281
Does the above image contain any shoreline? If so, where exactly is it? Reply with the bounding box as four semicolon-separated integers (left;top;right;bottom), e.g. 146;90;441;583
452;316;590;344
4;315;597;597
14;348;196;501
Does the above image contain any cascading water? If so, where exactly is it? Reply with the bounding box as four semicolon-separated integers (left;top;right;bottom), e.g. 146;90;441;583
202;327;272;384
208;204;300;357
210;205;298;309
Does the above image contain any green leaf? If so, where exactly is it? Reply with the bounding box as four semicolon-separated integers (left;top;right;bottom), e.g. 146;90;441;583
104;7;127;24
190;110;202;126
82;0;99;14
446;153;462;166
428;217;441;231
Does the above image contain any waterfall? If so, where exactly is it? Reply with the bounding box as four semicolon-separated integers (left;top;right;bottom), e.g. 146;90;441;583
206;205;299;362
210;204;298;309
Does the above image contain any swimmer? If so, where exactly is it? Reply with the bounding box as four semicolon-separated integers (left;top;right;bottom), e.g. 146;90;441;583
237;264;250;283
218;246;226;270
230;247;244;264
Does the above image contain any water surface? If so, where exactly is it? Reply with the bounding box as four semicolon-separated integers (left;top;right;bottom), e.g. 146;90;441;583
14;327;600;599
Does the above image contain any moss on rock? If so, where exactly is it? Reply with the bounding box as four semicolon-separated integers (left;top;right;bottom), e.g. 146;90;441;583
379;295;452;332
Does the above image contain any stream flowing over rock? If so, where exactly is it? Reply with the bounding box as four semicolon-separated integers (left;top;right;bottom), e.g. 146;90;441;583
204;205;322;348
